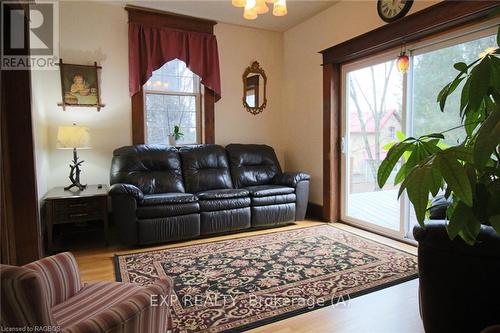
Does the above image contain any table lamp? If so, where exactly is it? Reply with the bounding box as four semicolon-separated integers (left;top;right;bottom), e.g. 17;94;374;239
57;124;91;191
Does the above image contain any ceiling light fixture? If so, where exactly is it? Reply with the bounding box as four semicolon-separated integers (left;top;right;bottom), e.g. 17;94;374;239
233;0;287;20
243;0;258;20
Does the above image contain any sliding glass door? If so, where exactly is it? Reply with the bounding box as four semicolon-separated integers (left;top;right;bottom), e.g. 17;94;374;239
342;54;406;237
340;22;498;240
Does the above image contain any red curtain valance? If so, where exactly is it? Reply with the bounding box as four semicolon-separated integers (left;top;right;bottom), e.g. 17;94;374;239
128;22;221;101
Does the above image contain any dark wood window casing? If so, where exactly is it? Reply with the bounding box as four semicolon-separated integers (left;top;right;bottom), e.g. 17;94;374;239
126;6;218;145
320;1;500;222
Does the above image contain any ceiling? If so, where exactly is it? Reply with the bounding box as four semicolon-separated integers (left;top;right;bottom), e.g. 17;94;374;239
124;1;338;32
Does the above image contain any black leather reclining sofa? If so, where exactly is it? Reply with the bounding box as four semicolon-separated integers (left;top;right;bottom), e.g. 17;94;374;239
109;144;310;245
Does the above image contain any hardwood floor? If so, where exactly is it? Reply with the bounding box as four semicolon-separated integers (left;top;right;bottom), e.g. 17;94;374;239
72;221;423;333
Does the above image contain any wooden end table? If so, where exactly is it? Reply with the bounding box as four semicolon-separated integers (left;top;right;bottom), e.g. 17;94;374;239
45;185;108;253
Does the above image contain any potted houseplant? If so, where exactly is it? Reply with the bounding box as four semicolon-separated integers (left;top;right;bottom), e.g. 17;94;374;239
168;125;184;146
377;28;500;332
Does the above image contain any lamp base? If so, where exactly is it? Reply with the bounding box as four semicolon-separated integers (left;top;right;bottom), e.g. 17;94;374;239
64;182;87;191
65;148;87;192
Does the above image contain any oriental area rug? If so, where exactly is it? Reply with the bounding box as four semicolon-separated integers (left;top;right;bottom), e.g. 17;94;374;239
114;225;418;333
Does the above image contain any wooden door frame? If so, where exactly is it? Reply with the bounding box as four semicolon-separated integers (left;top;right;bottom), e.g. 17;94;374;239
320;1;500;222
127;6;217;145
1;1;42;264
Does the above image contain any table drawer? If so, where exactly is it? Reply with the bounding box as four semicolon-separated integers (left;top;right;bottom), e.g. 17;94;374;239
54;210;104;222
54;198;102;212
52;197;105;223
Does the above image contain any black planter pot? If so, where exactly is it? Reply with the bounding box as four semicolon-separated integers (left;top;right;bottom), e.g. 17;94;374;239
414;221;500;333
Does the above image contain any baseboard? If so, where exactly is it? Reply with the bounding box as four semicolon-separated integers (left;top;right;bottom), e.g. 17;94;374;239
306;202;323;221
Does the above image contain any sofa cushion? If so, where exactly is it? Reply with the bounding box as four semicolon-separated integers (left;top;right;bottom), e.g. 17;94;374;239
180;145;233;193
245;185;295;197
110;145;184;194
197;188;249;200
136;202;200;219
141;193;197;206
137;215;200;245
252;193;296;206
201;207;251;234
251;203;295;227
199;197;251;212
52;281;142;328
226;144;282;188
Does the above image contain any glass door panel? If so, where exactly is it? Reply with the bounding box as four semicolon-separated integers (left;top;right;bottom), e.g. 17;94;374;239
343;57;404;235
408;32;497;233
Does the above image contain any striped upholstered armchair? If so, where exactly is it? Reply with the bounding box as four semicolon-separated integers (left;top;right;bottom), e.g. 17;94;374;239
0;252;172;333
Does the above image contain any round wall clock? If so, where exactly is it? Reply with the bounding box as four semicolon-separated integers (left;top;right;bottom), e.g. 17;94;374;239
377;0;413;23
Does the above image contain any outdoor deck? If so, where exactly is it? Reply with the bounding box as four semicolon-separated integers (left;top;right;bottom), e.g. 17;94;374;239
348;189;401;231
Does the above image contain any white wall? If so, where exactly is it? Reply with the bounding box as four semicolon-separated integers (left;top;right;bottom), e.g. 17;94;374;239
282;0;439;205
31;1;286;195
215;23;284;150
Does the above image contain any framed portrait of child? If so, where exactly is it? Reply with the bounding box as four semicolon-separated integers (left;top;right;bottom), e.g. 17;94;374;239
58;60;104;111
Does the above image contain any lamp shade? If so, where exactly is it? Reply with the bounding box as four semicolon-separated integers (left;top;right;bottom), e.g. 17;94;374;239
57;125;91;149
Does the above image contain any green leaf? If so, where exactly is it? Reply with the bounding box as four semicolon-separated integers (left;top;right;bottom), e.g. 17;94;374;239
498;25;500;47
377;141;413;188
489;56;500;91
405;167;432;226
468;58;491;112
448;200;481;244
454;62;468;73
436;152;473;206
382;142;395;151
453;62;469;73
394;163;407;185
447;201;470;239
421;140;442;155
458;221;481;245
474;108;500;169
490;215;500;234
396;131;406;141
428;167;442;197
439;76;464;111
421;133;445;140
446;145;473;163
460;79;471;115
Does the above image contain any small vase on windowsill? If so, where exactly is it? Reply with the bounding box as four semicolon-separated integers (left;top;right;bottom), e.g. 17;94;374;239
168;134;176;146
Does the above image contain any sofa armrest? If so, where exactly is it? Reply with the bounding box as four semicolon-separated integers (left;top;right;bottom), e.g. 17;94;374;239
413;221;500;257
23;252;82;307
65;279;173;333
109;183;144;202
273;172;311;187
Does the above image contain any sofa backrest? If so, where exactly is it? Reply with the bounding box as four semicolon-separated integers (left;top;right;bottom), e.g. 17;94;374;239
179;145;233;193
110;145;185;194
226;144;282;188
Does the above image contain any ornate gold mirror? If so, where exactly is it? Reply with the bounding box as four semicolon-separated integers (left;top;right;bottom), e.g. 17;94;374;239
242;61;267;115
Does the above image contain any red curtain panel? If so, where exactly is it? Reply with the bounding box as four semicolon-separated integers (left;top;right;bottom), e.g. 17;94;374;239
128;23;221;101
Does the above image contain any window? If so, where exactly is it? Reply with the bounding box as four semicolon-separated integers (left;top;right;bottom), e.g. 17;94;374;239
144;59;201;145
341;21;498;239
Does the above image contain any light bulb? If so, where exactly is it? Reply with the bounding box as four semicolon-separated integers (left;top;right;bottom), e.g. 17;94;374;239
232;0;246;7
273;0;287;16
256;0;269;14
244;0;258;20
